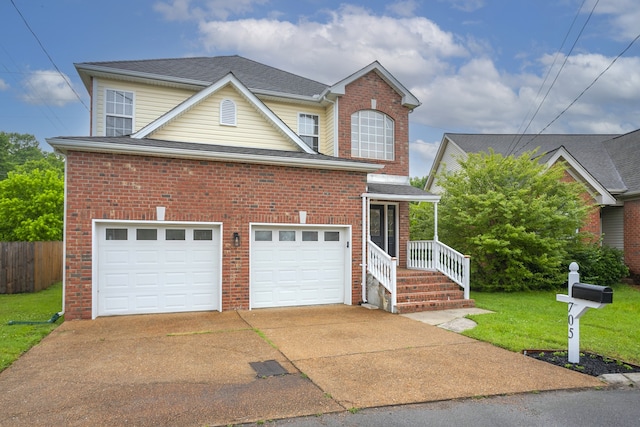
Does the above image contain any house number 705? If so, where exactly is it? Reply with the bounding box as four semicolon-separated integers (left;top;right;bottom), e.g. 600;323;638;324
568;303;574;339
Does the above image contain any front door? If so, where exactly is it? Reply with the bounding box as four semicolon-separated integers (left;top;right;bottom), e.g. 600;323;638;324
370;204;397;257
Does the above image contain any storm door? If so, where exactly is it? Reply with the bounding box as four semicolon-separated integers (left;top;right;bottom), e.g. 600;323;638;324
370;203;397;257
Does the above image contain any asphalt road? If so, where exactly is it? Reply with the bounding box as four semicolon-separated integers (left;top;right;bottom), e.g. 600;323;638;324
252;387;640;427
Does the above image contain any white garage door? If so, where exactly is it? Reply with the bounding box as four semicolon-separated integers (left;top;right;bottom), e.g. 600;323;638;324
96;223;221;317
251;226;348;308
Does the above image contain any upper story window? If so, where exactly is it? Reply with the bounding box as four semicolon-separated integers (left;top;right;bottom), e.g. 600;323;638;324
298;113;319;151
220;99;236;126
105;89;134;136
351;110;394;160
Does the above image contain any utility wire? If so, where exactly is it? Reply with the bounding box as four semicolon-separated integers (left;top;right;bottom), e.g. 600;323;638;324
10;0;89;111
508;0;599;155
534;31;640;138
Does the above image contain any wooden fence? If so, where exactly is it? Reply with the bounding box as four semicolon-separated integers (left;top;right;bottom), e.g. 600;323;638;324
0;241;63;294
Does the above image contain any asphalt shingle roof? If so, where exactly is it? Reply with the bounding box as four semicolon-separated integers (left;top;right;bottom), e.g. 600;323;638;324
445;133;627;192
77;55;329;98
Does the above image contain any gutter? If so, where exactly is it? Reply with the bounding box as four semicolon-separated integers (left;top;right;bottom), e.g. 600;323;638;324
47;138;384;173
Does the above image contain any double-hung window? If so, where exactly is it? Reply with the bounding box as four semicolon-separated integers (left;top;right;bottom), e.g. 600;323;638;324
351;110;394;160
298;113;319;151
105;89;134;136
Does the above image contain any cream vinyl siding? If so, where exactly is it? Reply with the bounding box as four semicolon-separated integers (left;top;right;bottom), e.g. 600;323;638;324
151;85;298;151
94;79;194;136
324;102;336;156
265;101;332;154
431;140;467;194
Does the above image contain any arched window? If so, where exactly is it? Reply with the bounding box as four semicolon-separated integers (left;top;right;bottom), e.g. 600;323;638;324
220;99;236;126
351;110;394;160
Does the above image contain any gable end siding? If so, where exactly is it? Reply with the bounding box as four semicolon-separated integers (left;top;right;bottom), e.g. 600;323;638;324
150;85;298;151
94;79;194;136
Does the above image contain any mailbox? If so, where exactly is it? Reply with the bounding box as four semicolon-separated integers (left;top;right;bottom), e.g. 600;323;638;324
571;283;613;304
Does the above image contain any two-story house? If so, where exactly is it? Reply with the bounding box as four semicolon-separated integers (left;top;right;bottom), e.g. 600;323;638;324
49;56;472;320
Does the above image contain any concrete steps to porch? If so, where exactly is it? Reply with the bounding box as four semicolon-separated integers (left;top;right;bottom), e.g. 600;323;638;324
395;269;475;314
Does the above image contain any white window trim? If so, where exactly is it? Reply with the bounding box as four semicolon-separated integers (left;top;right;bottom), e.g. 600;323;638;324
104;88;135;136
298;112;319;151
351;110;395;161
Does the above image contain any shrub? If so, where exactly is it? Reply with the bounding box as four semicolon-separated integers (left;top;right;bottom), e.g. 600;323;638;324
566;242;629;287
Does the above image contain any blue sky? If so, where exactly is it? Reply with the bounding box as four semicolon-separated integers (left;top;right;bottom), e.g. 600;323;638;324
2;0;639;177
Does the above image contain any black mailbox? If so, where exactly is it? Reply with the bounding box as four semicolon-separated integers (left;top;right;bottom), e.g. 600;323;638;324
571;283;613;304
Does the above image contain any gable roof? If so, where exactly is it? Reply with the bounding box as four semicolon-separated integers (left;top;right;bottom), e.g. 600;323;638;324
327;61;421;109
604;129;640;196
76;55;329;100
132;72;315;153
437;133;626;194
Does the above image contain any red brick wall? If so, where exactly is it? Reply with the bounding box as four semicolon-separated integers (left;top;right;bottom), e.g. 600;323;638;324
337;70;410;176
63;151;368;319
624;198;640;279
561;171;601;240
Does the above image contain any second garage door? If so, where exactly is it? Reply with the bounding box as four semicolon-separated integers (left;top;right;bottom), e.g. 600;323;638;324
251;226;349;308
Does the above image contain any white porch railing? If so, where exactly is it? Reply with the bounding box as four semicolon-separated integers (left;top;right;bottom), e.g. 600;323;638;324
407;240;470;300
367;239;397;311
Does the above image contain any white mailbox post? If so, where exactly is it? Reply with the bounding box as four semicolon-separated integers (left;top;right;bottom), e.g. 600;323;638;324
556;262;613;363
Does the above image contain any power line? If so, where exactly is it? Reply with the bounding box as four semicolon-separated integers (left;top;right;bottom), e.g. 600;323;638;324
508;0;599;156
534;31;640;138
10;0;89;112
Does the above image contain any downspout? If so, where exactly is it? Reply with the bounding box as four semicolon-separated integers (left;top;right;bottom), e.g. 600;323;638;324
59;152;67;317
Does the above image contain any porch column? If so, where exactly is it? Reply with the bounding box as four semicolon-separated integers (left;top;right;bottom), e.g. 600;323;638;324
433;201;439;241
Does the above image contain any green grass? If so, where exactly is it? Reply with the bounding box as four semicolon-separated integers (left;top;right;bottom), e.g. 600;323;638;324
0;282;63;372
463;283;640;365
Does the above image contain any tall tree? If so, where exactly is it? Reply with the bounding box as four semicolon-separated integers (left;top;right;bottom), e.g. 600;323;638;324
0;159;64;241
0;132;49;180
436;149;588;291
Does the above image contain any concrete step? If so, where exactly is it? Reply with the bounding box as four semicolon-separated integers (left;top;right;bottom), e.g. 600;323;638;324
396;290;465;304
395;298;476;314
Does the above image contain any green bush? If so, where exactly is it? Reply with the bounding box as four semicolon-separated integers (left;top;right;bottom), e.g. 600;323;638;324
566;242;629;287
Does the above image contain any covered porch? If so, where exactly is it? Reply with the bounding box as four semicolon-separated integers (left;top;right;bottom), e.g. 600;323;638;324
362;176;472;314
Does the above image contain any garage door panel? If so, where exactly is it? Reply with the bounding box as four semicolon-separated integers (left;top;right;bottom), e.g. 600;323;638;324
97;223;221;316
251;226;347;309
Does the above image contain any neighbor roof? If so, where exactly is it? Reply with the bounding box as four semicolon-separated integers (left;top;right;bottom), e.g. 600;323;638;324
75;55;329;99
443;133;627;193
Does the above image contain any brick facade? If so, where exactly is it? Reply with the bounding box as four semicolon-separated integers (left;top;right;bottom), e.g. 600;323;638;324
63;151;369;319
337;70;411;176
61;68;418;320
624;198;640;280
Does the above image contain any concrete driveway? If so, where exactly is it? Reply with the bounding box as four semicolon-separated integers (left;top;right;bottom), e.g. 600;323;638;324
0;305;602;426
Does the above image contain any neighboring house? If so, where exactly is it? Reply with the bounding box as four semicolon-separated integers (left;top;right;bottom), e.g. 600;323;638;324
426;131;640;282
48;55;472;320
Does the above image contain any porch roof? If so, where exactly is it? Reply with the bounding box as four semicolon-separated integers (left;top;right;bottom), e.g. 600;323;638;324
365;183;440;202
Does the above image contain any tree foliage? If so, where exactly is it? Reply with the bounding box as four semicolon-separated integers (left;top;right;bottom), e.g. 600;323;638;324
0;132;49;180
436;149;588;292
0;133;65;242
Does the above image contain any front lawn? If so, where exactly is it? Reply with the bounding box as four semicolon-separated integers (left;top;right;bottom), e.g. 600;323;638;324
0;283;63;372
463;283;640;365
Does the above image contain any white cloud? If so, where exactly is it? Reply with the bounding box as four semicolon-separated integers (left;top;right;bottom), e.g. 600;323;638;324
157;2;640;143
0;79;8;91
439;0;485;13
21;70;78;107
587;0;640;41
154;0;267;21
197;5;468;85
410;138;442;176
386;0;419;17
